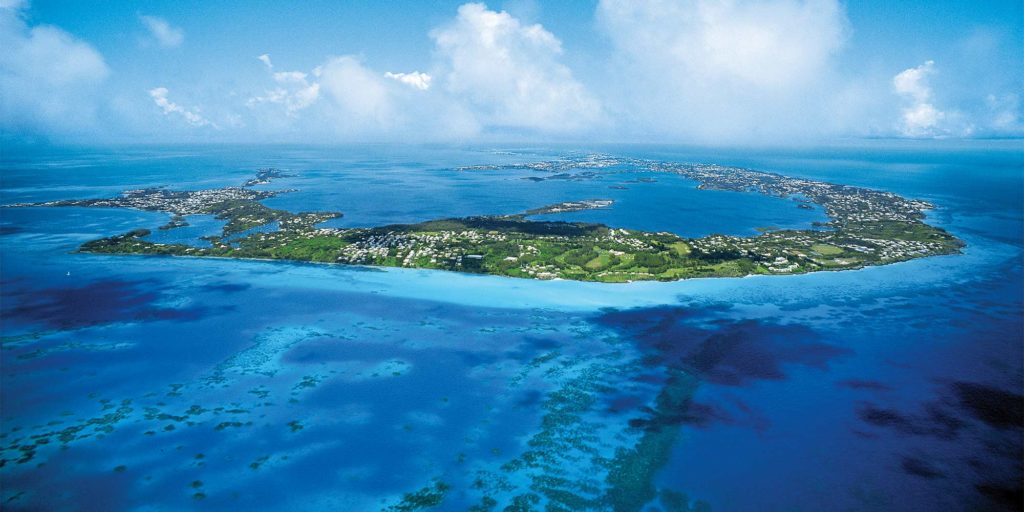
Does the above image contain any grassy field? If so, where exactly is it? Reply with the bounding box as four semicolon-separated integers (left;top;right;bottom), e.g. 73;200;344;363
810;243;844;256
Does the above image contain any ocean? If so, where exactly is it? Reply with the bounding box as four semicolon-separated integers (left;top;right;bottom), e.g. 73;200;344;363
1;142;1021;511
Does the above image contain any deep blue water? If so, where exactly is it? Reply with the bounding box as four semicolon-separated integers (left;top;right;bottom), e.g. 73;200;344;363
0;142;1021;511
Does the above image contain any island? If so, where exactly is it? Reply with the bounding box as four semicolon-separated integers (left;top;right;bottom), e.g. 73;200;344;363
522;199;614;216
4;157;964;282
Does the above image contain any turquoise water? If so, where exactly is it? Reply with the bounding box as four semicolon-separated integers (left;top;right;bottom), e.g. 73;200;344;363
1;143;1021;511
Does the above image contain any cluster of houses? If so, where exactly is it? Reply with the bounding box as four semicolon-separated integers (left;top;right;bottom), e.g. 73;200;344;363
333;229;511;267
16;186;280;217
605;228;655;252
858;237;943;261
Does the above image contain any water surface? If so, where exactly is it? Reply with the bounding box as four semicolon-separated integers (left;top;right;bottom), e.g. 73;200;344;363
1;142;1021;511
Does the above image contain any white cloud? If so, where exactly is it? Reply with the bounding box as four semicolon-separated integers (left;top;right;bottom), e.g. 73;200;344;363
0;2;110;138
430;3;602;132
893;60;935;104
247;54;321;116
140;15;183;48
318;56;396;129
3;0;1020;144
384;71;431;90
243;52;479;141
596;0;850;142
243;3;603;141
149;87;215;128
601;0;847;88
318;56;479;139
891;60;974;137
246;54;395;133
899;102;945;136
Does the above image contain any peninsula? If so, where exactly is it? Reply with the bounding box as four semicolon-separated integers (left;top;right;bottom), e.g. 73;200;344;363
6;158;963;282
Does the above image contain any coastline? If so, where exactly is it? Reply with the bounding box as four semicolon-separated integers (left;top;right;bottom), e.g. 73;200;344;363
14;155;966;284
74;239;965;284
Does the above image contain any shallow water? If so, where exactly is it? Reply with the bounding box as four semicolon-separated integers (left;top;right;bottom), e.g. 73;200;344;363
0;142;1021;511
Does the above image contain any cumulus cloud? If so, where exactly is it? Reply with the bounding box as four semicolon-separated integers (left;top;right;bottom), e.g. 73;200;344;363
384;71;431;90
247;54;321;116
892;61;944;136
596;0;850;142
149;87;215;128
430;3;602;132
893;61;935;103
891;60;976;137
0;2;110;138
140;15;183;48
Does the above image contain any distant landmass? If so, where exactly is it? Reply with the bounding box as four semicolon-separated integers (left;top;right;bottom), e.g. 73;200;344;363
6;156;963;282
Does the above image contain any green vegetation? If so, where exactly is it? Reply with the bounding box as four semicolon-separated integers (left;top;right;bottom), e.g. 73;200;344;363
205;199;291;235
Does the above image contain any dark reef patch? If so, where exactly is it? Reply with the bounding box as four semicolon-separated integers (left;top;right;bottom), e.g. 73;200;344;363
858;405;912;429
975;483;1024;511
596;306;849;387
951;381;1024;429
1;279;210;329
901;457;944;479
591;305;850;445
682;322;851;386
856;402;965;439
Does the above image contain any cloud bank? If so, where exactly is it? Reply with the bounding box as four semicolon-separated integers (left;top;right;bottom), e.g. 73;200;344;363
2;1;1020;143
595;0;851;142
0;2;110;139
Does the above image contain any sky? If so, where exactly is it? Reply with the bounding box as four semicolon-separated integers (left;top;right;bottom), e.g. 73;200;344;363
0;0;1021;145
